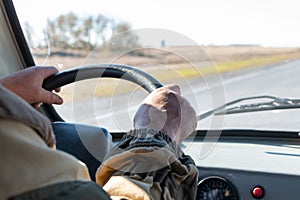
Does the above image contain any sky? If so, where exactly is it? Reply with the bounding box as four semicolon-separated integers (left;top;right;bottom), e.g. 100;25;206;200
13;0;300;47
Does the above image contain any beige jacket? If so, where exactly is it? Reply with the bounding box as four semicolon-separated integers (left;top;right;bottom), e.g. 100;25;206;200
0;86;90;200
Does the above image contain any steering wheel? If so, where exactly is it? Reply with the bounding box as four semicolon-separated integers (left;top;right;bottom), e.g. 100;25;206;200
43;64;163;92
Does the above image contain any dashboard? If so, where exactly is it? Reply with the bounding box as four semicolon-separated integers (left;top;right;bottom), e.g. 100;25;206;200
182;130;300;200
195;166;300;200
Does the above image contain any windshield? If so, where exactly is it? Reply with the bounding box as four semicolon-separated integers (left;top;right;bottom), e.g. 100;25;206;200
13;0;300;132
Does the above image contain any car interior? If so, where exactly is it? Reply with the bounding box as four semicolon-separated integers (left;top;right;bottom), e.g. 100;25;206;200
1;0;300;199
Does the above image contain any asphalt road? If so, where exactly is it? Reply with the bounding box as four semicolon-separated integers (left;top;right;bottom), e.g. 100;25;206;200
54;59;300;132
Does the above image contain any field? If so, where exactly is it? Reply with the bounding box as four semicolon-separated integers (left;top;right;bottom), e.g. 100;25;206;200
33;46;300;102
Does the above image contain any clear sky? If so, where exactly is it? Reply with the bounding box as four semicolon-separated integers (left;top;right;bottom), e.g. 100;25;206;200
13;0;300;47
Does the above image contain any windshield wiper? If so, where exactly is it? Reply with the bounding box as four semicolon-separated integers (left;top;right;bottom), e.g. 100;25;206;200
197;95;300;121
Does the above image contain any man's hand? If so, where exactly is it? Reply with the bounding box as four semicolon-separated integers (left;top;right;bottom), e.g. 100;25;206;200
133;84;197;143
0;66;63;108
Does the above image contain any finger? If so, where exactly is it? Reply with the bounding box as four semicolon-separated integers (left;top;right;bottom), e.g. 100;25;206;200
39;89;64;105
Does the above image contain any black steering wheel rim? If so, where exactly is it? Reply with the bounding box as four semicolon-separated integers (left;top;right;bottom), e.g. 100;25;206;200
43;64;163;93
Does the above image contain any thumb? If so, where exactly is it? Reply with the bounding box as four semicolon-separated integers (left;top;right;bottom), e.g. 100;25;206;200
40;66;59;78
164;84;181;95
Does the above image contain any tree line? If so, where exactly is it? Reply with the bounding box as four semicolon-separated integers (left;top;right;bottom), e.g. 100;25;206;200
23;12;140;51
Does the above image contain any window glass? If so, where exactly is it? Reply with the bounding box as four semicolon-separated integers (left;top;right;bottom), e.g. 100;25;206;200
13;0;300;132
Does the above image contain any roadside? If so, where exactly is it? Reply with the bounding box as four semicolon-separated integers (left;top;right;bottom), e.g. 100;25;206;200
32;46;300;102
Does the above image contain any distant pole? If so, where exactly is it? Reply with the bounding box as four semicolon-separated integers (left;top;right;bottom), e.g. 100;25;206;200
161;40;166;47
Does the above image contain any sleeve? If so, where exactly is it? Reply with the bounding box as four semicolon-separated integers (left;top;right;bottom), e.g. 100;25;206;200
96;128;199;200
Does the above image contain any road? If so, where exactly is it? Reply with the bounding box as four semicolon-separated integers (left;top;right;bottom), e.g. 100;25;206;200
54;59;300;132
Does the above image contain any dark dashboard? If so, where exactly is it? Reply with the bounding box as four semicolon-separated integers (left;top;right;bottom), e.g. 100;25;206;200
196;166;300;200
